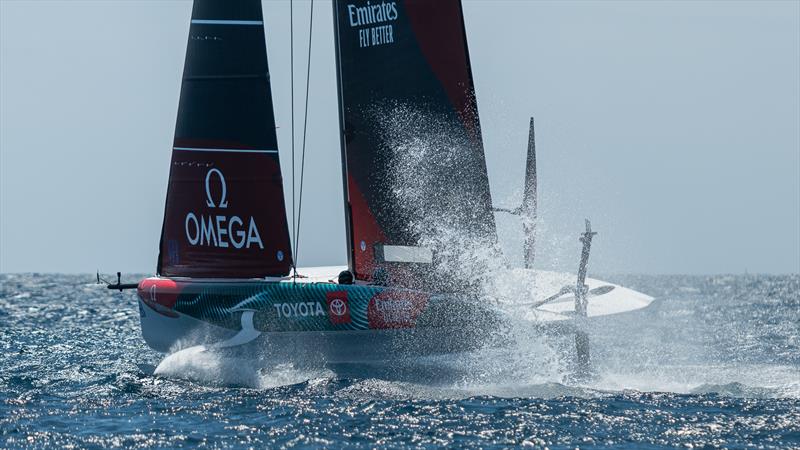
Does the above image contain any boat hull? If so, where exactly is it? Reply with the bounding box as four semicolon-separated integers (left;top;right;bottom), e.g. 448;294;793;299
139;297;499;363
136;274;503;362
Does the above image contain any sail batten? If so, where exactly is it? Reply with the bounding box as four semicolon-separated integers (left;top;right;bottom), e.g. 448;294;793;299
157;0;292;279
190;20;264;26
173;147;279;154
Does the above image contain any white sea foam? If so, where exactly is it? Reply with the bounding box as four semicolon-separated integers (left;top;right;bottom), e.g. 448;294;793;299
363;105;800;398
154;345;335;389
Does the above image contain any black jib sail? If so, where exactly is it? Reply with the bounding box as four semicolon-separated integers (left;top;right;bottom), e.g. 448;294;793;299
157;0;293;278
333;0;496;285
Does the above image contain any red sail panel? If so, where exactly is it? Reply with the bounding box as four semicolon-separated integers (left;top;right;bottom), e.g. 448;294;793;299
348;174;387;279
333;0;496;283
158;0;292;278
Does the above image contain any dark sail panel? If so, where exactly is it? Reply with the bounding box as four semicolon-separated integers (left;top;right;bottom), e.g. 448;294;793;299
158;0;292;278
333;0;496;283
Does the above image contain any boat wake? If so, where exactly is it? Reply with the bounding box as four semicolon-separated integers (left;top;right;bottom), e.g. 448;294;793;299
150;353;798;400
153;345;336;390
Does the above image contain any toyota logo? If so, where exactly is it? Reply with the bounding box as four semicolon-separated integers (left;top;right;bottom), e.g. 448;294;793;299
329;298;347;316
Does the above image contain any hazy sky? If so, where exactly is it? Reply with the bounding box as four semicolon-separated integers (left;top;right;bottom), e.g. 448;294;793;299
1;0;798;274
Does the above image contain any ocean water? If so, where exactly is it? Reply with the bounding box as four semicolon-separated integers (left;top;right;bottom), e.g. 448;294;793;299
1;273;798;449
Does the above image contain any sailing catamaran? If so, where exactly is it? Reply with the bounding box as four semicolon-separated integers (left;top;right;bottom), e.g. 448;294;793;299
107;0;652;372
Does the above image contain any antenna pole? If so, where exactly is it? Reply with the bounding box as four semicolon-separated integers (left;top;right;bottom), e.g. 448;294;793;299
575;219;596;316
522;117;537;269
98;271;138;291
574;219;597;378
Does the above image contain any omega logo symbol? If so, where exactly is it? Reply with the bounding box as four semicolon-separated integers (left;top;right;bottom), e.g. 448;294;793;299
329;298;347;316
205;168;228;208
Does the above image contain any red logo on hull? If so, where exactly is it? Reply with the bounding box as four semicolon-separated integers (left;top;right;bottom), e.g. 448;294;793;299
367;290;428;329
326;291;351;325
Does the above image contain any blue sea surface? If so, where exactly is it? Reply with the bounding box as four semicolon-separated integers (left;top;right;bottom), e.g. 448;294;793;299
1;274;798;448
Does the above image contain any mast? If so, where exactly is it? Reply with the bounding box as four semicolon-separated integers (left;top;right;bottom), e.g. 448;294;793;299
331;0;355;275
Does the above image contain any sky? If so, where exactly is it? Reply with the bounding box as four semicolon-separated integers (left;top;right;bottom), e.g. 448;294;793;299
1;0;798;275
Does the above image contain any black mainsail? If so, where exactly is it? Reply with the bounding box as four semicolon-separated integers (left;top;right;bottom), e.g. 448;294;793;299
157;0;293;278
333;0;496;285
